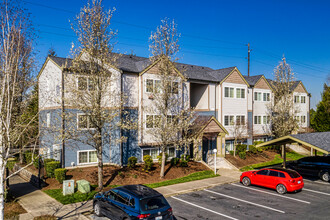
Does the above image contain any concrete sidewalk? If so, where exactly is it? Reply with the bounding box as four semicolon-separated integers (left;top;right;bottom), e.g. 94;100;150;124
11;168;241;219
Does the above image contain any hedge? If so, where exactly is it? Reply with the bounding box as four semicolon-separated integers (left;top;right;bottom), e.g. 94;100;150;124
127;156;137;168
54;168;67;184
45;161;61;178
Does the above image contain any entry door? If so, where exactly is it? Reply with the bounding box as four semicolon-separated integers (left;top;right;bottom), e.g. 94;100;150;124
202;139;208;163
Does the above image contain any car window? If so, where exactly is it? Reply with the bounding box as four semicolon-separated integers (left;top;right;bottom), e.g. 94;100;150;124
286;170;301;178
256;169;269;175
268;170;279;177
106;190;117;200
116;191;130;205
140;196;168;211
278;172;286;178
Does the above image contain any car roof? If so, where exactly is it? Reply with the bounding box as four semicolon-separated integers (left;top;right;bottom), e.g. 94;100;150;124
115;184;162;199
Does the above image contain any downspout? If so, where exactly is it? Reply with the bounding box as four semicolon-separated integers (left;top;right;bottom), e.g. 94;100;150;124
214;84;216;118
251;87;254;145
120;73;123;167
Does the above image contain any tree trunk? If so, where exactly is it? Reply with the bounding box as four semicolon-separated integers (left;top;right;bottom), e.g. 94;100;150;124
233;140;237;157
0;168;4;220
160;148;166;178
97;138;103;190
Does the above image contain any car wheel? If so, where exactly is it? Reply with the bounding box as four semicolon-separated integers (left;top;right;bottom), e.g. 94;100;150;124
94;202;102;217
276;184;287;194
242;177;251;186
321;172;329;182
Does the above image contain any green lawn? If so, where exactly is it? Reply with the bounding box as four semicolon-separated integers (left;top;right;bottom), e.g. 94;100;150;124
239;152;305;172
44;170;218;204
145;170;219;188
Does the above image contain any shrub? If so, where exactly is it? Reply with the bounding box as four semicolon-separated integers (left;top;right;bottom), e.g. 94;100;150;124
44;158;55;165
45;161;61;178
239;151;246;160
170;157;180;166
157;153;168;164
179;154;189;167
248;145;258;154
229;151;234;156
33;156;40;169
143;155;153;172
127;156;137;168
54;168;67;184
236;144;247;153
6;160;17;171
23;152;33;164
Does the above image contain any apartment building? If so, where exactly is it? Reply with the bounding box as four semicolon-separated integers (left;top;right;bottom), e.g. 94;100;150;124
38;52;310;167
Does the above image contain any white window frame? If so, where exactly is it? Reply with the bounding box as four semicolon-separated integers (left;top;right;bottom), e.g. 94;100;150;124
254;92;262;101
301;115;306;123
254;115;262;124
46;113;51;128
224;87;234;98
77;113;96;130
224;115;235;126
235;115;246;125
294;95;300;103
77;76;97;91
53;144;61;161
301;96;306;103
263;93;270;102
236;88;245;99
142;148;159;161
77;150;98;165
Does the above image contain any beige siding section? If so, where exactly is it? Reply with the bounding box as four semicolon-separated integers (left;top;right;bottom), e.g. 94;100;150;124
255;78;271;90
294;83;307;93
203;120;225;133
146;62;178;76
223;70;246;85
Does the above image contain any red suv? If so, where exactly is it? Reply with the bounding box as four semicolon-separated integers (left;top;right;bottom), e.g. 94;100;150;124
240;168;304;194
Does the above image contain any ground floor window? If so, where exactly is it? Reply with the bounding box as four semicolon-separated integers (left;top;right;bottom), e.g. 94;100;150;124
142;147;176;161
78;150;97;165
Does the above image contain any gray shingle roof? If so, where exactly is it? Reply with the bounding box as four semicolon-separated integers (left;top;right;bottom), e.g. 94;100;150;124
48;54;235;83
290;132;330;153
243;75;263;86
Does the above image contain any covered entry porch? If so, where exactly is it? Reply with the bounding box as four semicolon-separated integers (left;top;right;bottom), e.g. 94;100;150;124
190;116;228;163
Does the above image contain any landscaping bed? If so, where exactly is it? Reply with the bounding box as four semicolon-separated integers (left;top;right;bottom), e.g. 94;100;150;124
225;150;305;171
4;193;27;219
42;161;210;190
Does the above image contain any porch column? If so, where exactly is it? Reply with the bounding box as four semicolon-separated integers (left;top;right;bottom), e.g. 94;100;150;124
217;133;225;157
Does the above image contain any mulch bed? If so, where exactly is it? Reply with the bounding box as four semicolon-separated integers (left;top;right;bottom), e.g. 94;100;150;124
5;193;27;219
42;161;209;190
225;151;278;168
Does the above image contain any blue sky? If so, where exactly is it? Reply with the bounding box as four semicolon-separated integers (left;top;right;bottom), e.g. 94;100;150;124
24;0;330;108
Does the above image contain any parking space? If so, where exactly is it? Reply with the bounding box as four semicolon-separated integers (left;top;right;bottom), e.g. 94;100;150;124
168;180;330;220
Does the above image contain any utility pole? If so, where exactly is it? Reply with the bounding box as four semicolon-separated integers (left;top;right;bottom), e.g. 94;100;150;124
247;43;251;77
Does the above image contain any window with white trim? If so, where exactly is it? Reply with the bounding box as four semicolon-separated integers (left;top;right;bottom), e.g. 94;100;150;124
77;114;95;130
236;115;245;125
78;77;95;91
254;92;262;101
236;88;245;99
263;93;270;101
224;115;234;126
254;116;262;124
295;116;300;121
263;116;270;124
224;87;234;98
301;96;306;103
171;82;179;94
143;148;159;160
294;96;300;103
78;150;97;164
301;116;306;123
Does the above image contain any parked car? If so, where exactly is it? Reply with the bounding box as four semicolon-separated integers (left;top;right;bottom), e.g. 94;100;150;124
286;156;330;182
240;168;304;194
93;184;173;220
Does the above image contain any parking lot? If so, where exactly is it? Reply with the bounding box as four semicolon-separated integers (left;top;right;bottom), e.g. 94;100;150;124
168;178;330;220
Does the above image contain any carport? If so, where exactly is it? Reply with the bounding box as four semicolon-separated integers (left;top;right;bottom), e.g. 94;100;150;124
256;132;330;168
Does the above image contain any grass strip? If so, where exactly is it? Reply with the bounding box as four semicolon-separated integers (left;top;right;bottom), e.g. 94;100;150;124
239;152;305;172
145;170;219;188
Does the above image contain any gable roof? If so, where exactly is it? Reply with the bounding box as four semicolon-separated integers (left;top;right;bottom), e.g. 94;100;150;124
190;115;228;136
256;132;330;154
243;75;263;86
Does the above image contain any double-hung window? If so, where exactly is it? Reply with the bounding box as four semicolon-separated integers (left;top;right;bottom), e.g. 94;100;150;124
254;92;262;101
143;148;159;160
78;77;96;91
263;116;270;124
294;96;300;103
263;93;270;101
78;150;97;164
236;88;245;99
301;116;306;123
301;96;306;103
236;115;245;125
224;115;234;126
254;116;262;124
225;87;234;98
171;82;179;94
78;114;95;130
146;79;154;93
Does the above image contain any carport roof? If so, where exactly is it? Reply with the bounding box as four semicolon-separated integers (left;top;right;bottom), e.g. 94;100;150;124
256;132;330;154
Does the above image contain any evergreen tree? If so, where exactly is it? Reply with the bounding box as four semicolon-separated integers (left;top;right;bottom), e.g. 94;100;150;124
311;84;330;131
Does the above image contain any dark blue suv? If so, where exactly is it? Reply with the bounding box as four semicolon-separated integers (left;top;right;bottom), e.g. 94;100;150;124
93;184;173;220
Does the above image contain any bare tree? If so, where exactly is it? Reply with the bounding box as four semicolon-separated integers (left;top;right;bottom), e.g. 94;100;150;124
68;0;125;190
268;57;298;138
0;0;35;218
230;118;247;157
147;18;195;178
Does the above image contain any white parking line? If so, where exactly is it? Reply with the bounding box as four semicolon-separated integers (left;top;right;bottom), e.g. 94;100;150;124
204;189;285;214
304;179;330;185
231;183;311;204
171;196;239;220
303;188;330;196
